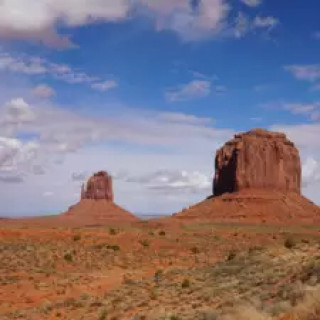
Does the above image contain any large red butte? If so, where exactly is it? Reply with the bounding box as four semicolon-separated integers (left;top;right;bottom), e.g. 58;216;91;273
214;129;301;196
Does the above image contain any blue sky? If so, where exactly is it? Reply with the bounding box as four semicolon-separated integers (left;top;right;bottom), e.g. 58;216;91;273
0;0;319;216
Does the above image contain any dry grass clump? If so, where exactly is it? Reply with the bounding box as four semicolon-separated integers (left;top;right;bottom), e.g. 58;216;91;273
219;305;270;320
288;287;320;320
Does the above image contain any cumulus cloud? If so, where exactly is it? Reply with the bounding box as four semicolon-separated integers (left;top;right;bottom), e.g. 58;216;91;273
3;98;36;127
0;136;39;183
139;0;230;41
0;0;234;46
123;170;212;193
0;0;130;47
166;80;211;102
0;0;280;46
32;84;56;99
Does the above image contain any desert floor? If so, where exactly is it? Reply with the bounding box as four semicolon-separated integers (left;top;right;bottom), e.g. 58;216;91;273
2;220;320;320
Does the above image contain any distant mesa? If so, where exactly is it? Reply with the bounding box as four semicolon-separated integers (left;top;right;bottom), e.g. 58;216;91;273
175;128;320;224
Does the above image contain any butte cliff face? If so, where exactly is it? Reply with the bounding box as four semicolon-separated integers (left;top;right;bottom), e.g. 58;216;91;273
214;129;301;196
175;128;320;224
81;171;114;201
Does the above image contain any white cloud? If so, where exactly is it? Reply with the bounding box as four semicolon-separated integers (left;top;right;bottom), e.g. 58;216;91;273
234;12;250;38
302;157;320;187
123;170;211;193
0;0;232;45
0;52;113;90
32;84;56;99
158;112;213;125
3;98;36;126
240;0;262;7
166;80;211;102
141;0;230;41
0;136;39;181
91;80;118;92
232;13;279;39
0;0;131;47
271;123;320;151
285;65;320;82
253;16;278;29
284;103;320;121
0;97;233;178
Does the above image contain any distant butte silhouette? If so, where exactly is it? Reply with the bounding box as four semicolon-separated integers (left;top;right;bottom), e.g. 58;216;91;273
175;129;320;224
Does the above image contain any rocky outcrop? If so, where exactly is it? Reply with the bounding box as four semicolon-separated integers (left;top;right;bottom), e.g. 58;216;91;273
214;129;301;196
81;171;114;201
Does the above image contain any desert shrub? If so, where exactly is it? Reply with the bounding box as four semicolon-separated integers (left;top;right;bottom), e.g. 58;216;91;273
200;310;218;320
284;236;296;249
63;253;73;262
98;309;108;320
191;246;200;254
159;230;166;236
107;244;120;251
139;239;150;248
181;278;190;288
288;288;320;319
219;305;270;320
109;228;117;235
227;250;237;261
73;234;81;241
